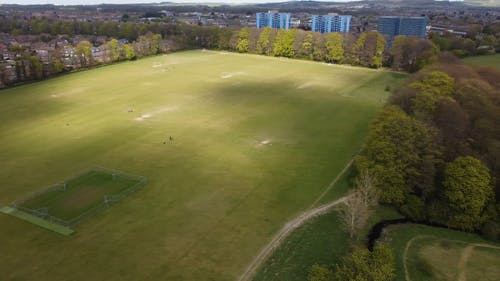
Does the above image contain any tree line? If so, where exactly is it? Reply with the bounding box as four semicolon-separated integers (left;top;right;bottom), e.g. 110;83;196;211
0;32;168;87
358;53;500;240
305;53;500;281
234;27;389;69
2;19;447;88
430;22;500;57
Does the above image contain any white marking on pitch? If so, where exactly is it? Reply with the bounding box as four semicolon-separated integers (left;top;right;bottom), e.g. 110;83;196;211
135;114;152;121
256;139;272;147
221;72;245;79
133;106;179;121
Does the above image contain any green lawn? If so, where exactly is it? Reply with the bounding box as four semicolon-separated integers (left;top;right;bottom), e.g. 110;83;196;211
462;54;500;70
0;50;406;281
18;169;143;222
253;189;403;281
383;224;500;281
253;210;350;281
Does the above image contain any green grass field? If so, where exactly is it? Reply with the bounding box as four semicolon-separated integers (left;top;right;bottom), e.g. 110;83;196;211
384;224;500;281
253;210;350;281
462;54;500;70
0;50;406;281
253;194;403;281
17;169;143;223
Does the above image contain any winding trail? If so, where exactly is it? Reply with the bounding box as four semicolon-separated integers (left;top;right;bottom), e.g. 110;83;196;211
237;159;354;281
402;235;500;281
456;243;500;281
402;235;433;281
456;244;475;281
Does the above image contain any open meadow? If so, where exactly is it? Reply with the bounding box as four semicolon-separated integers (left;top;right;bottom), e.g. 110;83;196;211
384;224;500;281
462;54;500;70
0;50;405;281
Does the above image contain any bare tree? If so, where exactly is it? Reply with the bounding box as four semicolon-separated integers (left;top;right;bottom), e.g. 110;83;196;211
355;170;379;208
339;170;379;239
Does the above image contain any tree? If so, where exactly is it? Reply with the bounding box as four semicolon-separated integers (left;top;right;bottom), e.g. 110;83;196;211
467;24;482;39
391;36;438;72
76;40;92;67
371;31;386;68
28;55;43;80
309;264;334;281
273;29;296;57
312;33;326;61
151;33;162;54
52;60;64;73
299;33;314;59
433;97;469;161
107;38;120;62
334;244;395;281
325;33;344;63
60;21;74;36
247;28;260;53
357;106;440;204
339;170;379;239
256;27;272;55
441;156;494;231
236;28;250;53
352;31;386;68
122;43;135;60
133;35;149;58
409;71;455;120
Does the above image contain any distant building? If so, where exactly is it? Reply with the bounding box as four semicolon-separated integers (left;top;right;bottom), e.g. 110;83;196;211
311;14;352;33
256;11;291;29
377;16;428;43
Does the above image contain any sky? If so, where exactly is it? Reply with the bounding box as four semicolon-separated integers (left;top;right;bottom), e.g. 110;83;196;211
0;0;464;5
4;0;356;5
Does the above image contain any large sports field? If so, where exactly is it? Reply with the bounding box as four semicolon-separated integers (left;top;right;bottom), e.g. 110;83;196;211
0;50;405;281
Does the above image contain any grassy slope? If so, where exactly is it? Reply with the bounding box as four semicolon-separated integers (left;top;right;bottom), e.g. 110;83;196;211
253;210;349;281
252;168;403;281
0;50;405;281
383;224;500;281
462;54;500;71
467;247;500;280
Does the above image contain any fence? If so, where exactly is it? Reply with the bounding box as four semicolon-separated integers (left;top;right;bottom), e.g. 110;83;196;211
10;167;147;227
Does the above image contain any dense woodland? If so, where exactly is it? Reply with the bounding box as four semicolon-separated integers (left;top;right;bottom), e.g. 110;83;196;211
307;54;500;281
359;54;500;240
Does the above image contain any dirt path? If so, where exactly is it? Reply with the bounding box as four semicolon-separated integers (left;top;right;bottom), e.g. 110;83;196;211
456;243;500;281
237;157;356;281
237;195;349;281
402;235;500;281
309;158;354;209
403;235;433;281
456;244;474;281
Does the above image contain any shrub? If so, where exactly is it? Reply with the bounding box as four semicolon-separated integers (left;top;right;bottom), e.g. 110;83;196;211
481;221;500;242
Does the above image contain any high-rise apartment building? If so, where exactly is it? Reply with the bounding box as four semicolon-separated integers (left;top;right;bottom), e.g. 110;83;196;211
377;16;428;42
256;11;291;29
311;14;352;33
